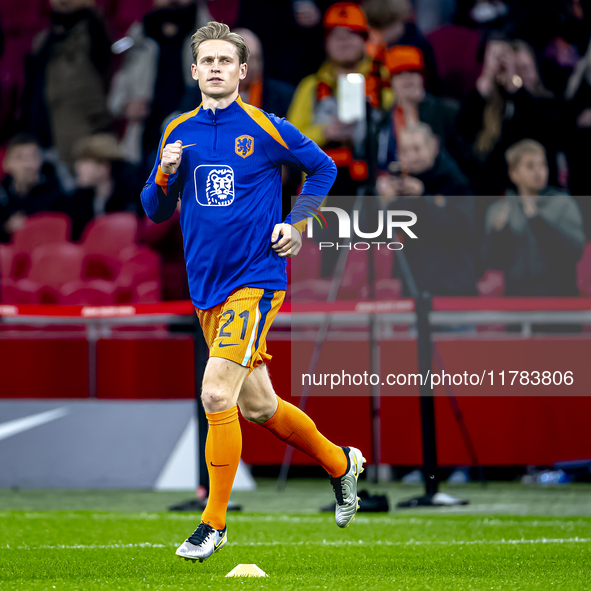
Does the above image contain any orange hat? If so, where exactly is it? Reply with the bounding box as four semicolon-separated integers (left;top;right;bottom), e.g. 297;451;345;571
324;2;369;39
385;45;425;76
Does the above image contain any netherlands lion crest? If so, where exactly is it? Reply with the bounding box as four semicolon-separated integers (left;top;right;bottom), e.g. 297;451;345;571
235;135;254;158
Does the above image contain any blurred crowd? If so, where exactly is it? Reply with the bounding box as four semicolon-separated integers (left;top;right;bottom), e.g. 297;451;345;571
1;0;591;302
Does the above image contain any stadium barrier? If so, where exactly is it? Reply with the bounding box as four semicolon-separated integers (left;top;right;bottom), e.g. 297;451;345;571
1;299;590;470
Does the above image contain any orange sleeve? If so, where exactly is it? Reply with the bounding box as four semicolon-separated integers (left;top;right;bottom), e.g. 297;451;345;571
155;166;169;195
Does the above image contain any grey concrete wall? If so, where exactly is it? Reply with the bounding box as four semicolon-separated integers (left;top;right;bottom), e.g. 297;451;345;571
0;400;193;488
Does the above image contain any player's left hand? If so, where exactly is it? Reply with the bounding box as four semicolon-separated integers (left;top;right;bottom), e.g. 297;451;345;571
271;223;302;257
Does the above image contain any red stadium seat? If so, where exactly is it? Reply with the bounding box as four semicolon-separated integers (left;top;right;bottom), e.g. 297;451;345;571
58;279;118;306
115;246;161;303
133;280;162;303
373;246;395;281
426;25;482;100
81;212;139;255
477;269;505;297
337;249;369;300
361;278;402;300
82;252;123;281
12;212;71;252
0;278;42;304
577;242;591;296
0;244;14;279
290;239;321;281
289;278;331;302
11;213;71;278
28;243;85;303
81;213;139;280
0;0;48;34
290;247;396;301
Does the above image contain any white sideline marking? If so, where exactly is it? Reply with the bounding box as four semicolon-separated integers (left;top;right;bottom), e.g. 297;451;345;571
4;512;590;529
3;537;590;550
0;408;69;442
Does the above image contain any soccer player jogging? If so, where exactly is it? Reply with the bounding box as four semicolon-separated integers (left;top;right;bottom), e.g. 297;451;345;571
141;22;365;563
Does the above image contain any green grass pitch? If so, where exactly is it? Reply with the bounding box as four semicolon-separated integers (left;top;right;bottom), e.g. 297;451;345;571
1;481;591;590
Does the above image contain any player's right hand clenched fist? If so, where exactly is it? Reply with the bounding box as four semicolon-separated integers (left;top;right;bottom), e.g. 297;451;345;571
160;140;183;174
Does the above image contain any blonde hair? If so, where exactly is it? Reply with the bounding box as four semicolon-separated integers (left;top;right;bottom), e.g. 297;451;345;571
190;21;249;65
475;84;504;158
363;0;410;28
74;134;123;164
505;139;546;169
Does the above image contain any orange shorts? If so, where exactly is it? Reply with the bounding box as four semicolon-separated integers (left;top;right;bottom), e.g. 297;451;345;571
195;287;285;370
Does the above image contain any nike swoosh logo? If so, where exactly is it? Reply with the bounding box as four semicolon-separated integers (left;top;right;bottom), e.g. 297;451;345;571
210;461;230;467
214;533;226;551
218;342;238;348
0;407;69;442
353;455;358;478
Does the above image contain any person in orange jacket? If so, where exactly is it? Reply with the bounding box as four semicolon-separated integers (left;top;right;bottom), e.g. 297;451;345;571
287;2;392;196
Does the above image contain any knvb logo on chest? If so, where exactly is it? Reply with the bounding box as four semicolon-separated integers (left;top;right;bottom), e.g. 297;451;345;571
195;165;235;206
306;207;418;250
235;135;254;158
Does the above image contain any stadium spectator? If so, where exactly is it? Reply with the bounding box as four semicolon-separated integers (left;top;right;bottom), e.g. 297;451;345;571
375;123;477;296
381;45;465;164
484;139;585;297
234;0;326;87
511;40;564;182
288;2;390;196
376;122;471;197
456;37;563;198
293;1;322;29
362;0;440;94
0;133;64;243
453;0;588;69
140;0;204;158
512;40;555;100
19;0;112;167
179;28;295;118
108;22;159;165
454;0;510;30
233;28;295;116
564;38;591;236
288;2;391;276
60;134;141;240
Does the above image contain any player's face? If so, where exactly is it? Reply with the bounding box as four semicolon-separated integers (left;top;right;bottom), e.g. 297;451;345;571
192;40;247;100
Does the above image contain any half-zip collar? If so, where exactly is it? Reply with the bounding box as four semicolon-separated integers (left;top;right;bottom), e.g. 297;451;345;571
199;97;243;152
200;95;242;121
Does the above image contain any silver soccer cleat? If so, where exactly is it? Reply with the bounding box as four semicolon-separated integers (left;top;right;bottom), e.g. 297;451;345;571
175;522;227;563
330;446;366;528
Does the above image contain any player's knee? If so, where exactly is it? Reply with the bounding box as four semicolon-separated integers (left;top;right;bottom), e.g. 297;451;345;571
201;388;233;414
239;400;276;424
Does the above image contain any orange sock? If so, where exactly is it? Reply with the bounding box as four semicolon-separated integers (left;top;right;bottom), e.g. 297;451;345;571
200;405;241;530
262;396;347;477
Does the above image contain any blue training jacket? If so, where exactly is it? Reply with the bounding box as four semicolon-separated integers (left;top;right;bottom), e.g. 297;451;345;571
141;95;336;309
